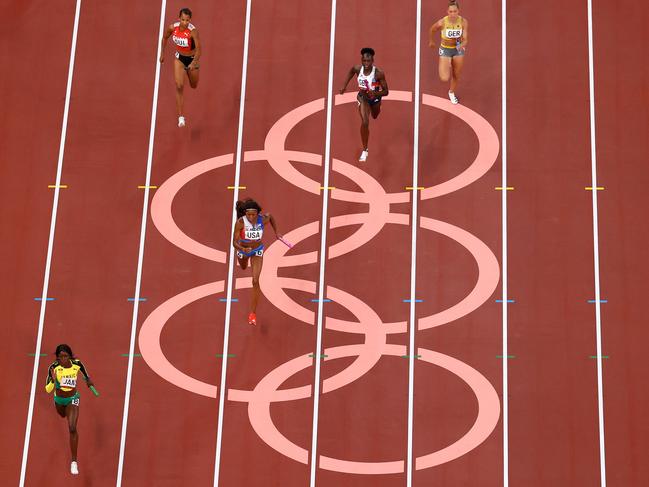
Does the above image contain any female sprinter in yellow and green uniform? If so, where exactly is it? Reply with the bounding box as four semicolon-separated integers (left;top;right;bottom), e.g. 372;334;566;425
429;0;469;105
45;344;95;475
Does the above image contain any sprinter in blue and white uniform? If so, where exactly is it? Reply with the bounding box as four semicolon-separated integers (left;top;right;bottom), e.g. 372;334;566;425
232;198;282;325
339;47;389;163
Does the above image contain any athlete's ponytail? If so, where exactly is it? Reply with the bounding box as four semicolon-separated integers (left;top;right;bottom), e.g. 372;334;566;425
236;198;262;219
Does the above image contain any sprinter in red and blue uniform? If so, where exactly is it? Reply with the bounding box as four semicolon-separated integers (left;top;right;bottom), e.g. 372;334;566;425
232;198;282;326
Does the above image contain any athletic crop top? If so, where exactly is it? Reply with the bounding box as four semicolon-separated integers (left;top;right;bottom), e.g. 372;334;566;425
171;22;196;54
440;16;464;48
357;65;381;93
239;215;264;243
45;359;90;394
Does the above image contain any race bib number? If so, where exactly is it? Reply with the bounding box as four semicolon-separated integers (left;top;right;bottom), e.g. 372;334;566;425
60;376;77;388
445;29;462;38
172;35;190;47
244;229;262;240
439;48;444;56
71;397;80;406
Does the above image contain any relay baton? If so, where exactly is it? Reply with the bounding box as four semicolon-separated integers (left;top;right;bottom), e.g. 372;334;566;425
278;236;293;248
90;385;100;397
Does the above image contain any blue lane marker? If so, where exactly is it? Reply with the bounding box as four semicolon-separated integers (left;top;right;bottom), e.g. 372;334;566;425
219;298;238;302
587;299;608;303
496;299;516;303
127;297;147;302
34;297;55;301
311;299;332;302
403;299;424;303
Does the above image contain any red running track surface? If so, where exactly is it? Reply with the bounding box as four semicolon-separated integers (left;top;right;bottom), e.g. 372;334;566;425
4;0;649;486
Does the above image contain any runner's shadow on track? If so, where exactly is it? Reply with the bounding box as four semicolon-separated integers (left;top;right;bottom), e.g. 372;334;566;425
190;126;203;142
256;320;269;336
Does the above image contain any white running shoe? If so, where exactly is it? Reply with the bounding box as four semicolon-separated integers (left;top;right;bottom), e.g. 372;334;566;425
178;116;186;127
448;91;459;105
359;150;368;162
71;461;79;475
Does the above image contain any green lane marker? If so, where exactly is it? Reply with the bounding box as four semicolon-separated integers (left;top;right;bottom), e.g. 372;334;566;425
215;354;236;358
121;353;142;357
308;354;328;359
589;355;609;359
400;355;421;359
497;355;516;359
27;353;48;357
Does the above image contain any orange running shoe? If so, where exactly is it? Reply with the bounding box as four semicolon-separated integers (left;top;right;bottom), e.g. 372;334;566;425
248;312;257;325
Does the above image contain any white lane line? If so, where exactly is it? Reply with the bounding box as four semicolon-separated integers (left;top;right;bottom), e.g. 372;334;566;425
308;0;337;485
115;0;166;484
586;0;607;485
406;1;423;485
212;0;252;485
501;0;510;485
19;1;82;484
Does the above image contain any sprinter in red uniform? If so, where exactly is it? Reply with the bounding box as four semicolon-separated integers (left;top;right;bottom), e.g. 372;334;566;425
160;7;202;127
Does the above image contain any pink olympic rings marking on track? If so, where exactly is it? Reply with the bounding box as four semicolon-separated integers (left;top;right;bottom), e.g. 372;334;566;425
264;90;499;202
148;148;398;267
257;211;499;332
150;154;232;263
148;92;499;268
236;342;499;474
138;212;498;399
417;216;500;330
137;267;390;403
138;92;502;474
138;280;224;398
418;94;500;200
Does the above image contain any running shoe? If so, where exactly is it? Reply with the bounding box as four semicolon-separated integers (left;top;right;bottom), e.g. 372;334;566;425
448;91;459;105
178;116;186;127
71;461;79;475
248;312;257;325
359;150;368;162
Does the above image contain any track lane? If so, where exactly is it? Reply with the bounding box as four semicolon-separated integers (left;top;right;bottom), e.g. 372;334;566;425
313;2;418;486
0;2;77;484
215;1;333;485
593;0;649;484
507;0;602;484
117;1;247;485
20;1;165;485
413;1;503;485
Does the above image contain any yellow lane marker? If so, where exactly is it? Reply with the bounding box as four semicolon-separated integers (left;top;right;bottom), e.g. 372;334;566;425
48;185;68;189
495;187;514;191
138;185;158;189
227;186;246;190
585;187;605;191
